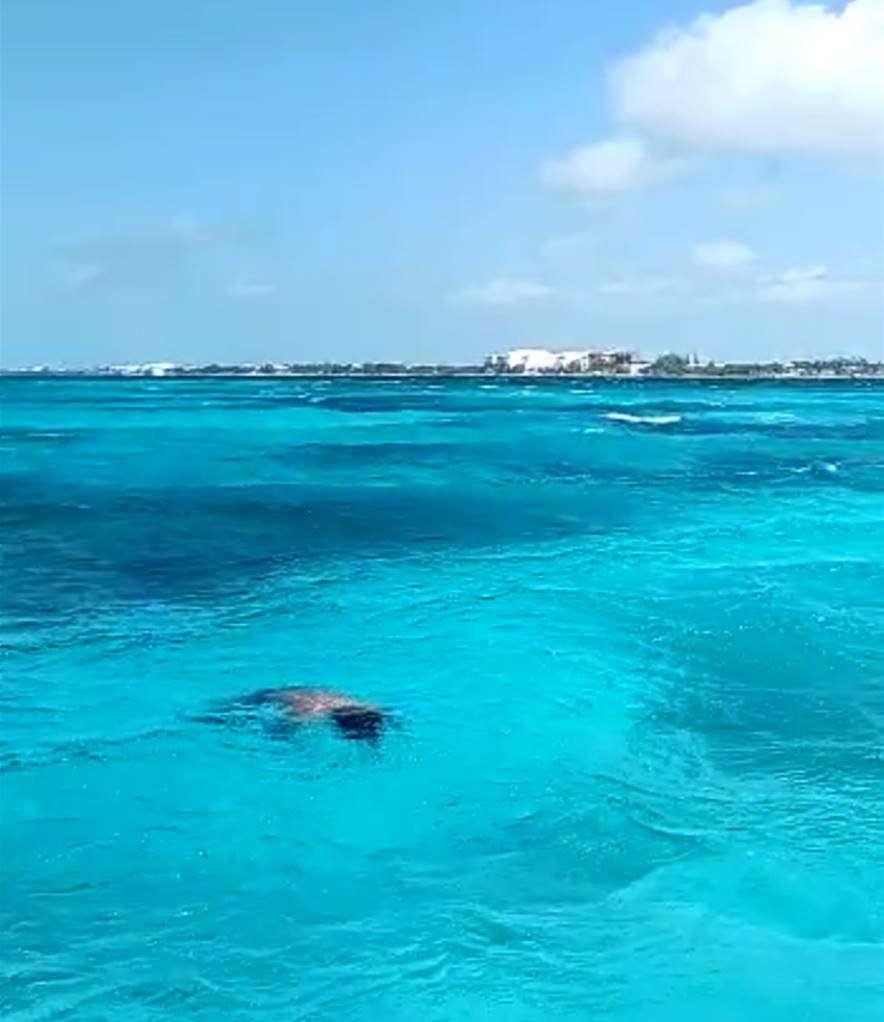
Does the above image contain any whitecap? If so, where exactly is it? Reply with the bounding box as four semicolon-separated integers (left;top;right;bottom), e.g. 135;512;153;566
793;461;839;476
604;412;682;426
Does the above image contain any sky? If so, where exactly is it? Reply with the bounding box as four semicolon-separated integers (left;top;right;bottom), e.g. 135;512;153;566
1;0;882;366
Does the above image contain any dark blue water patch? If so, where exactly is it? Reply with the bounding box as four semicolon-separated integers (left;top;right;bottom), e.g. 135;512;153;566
247;382;880;430
504;449;884;494
588;398;806;415
429;428;843;490
645;416;884;442
273;440;467;469
0;479;632;617
643;570;884;783
687;450;884;493
281;392;524;415
237;391;876;424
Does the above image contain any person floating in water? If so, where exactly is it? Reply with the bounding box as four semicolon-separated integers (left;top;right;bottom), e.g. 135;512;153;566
218;686;389;744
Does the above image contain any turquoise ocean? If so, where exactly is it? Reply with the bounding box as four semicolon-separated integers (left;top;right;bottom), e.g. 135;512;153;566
1;377;882;1021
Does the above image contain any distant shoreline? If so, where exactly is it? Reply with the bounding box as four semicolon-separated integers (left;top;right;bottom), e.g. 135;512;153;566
2;371;883;383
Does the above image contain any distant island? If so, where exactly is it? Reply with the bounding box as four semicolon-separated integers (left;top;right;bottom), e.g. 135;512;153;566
3;348;883;379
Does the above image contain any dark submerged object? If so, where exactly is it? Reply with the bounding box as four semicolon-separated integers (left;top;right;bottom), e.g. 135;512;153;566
330;705;387;743
210;686;390;745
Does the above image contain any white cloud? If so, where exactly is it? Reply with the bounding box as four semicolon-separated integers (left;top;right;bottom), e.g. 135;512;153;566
611;0;884;156
230;277;278;299
756;265;877;303
541;135;682;194
693;239;758;272
453;277;554;306
594;264;880;306
597;275;687;298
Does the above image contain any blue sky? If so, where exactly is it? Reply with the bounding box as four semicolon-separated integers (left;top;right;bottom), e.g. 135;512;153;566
1;0;882;366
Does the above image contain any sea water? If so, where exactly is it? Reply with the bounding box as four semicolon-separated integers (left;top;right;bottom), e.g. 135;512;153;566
1;377;882;1021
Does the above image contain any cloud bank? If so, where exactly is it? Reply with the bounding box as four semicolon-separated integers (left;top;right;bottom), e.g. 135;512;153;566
693;240;758;272
611;0;884;155
544;1;884;196
542;135;682;194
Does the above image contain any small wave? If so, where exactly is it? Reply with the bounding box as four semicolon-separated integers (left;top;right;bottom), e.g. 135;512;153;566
792;461;840;477
604;412;683;426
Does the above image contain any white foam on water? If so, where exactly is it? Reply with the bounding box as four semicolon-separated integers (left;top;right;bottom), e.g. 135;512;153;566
604;412;683;426
793;461;840;476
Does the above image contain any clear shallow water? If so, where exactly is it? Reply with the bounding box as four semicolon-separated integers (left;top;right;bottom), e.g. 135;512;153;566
1;377;882;1021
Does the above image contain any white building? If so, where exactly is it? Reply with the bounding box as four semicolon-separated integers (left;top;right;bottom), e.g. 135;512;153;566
486;348;634;374
110;362;179;376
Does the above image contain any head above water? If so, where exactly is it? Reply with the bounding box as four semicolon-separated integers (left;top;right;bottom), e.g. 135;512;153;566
330;705;387;743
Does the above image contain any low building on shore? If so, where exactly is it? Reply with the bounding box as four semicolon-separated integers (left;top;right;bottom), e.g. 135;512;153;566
485;348;637;374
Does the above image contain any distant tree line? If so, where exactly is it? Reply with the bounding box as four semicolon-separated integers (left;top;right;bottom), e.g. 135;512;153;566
649;353;880;377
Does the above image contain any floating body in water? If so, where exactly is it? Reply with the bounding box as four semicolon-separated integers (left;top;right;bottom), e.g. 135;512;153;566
219;686;389;743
